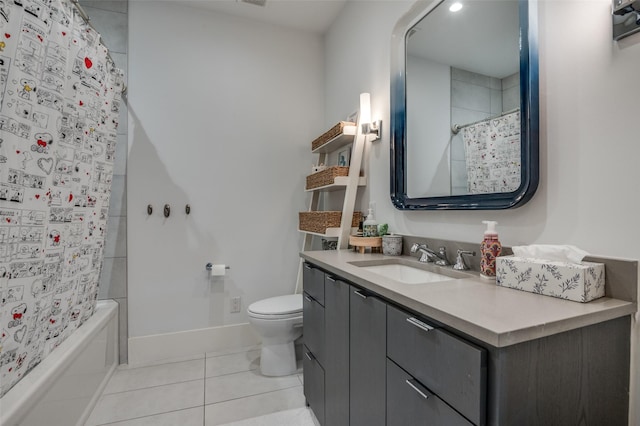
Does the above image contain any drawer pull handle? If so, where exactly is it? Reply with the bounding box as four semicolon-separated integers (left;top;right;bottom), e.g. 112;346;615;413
406;317;434;332
326;276;337;282
304;264;312;270
354;290;368;299
305;351;315;361
406;379;430;399
304;294;314;302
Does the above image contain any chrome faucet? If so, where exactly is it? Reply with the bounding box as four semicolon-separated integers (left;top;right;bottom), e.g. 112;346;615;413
453;249;476;271
410;243;450;266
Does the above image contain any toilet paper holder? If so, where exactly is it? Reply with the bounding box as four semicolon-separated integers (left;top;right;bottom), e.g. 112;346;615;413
205;262;231;271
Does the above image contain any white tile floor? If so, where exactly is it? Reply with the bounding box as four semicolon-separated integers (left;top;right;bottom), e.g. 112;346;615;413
84;346;318;426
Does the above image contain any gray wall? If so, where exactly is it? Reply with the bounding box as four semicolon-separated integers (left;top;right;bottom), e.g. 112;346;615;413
79;0;128;363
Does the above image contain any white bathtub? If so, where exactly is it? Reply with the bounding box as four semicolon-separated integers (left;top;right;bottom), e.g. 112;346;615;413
0;300;119;426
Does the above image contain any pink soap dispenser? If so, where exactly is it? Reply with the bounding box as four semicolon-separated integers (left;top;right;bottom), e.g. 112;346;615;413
480;220;502;279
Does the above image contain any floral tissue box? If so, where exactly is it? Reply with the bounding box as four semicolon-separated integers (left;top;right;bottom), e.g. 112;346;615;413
496;256;605;303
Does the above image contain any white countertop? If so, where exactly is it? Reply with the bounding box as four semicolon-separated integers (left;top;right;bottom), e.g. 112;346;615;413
300;250;637;347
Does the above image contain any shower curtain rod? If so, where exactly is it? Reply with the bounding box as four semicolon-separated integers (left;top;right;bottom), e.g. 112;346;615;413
70;0;127;95
451;107;520;135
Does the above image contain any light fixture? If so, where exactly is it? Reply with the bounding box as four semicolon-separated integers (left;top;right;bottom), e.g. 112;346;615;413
359;92;381;141
449;2;463;12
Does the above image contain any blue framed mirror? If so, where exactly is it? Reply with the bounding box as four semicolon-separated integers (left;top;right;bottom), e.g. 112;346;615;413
390;0;539;210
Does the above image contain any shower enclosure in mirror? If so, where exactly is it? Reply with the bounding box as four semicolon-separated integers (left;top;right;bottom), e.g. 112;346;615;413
390;0;539;209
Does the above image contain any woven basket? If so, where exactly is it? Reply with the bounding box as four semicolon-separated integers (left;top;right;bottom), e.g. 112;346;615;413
299;211;362;234
311;121;355;151
306;166;349;190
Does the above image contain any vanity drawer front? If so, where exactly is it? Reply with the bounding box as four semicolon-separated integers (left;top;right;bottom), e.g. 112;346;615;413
303;345;325;425
387;359;474;426
387;304;486;426
303;262;325;306
303;291;325;367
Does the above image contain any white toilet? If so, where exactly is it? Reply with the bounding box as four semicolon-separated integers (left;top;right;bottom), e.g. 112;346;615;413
247;294;303;376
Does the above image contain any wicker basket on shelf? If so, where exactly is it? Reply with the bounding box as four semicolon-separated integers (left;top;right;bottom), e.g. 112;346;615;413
299;211;362;234
311;121;355;151
306;166;349;190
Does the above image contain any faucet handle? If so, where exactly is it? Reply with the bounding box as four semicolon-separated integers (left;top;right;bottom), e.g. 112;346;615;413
410;243;427;254
453;249;476;271
434;247;450;266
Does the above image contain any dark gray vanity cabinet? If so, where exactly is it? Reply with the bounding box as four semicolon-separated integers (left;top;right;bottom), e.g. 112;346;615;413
349;288;387;426
303;264;351;426
302;260;631;426
302;262;325;425
324;275;350;426
386;359;474;426
386;304;486;425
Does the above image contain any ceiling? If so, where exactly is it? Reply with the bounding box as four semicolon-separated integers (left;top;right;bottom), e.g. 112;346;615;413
407;0;519;78
167;0;349;34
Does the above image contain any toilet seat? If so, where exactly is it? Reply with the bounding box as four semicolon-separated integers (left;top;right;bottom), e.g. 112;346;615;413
248;294;302;320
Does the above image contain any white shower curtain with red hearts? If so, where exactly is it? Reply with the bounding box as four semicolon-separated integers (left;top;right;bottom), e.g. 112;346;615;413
0;0;124;397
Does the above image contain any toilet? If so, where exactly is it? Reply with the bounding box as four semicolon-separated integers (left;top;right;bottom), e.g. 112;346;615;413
247;294;303;376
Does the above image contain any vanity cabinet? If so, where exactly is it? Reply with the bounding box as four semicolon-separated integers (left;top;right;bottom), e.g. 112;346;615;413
302;260;631;426
386;359;473;426
349;288;387;426
303;264;352;426
324;275;350;426
386;305;486;425
302;263;325;425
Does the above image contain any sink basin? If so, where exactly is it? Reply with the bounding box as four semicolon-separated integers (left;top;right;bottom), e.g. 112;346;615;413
356;263;458;285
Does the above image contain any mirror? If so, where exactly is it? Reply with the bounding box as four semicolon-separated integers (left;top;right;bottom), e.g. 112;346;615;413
390;0;539;210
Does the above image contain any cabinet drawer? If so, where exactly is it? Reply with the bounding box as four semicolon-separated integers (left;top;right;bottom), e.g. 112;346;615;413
387;304;486;426
303;291;325;367
303;345;325;425
387;359;474;426
303;263;325;306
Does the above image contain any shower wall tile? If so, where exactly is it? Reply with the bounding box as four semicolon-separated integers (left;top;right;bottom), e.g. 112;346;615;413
115;297;128;364
502;86;520;112
79;0;128;14
450;159;468;189
450;134;466;161
87;0;128;366
118;103;128;135
490;89;503;115
82;6;128;53
105;215;127;258
109;175;127;216
110;52;128;84
113;135;128;175
99;258;128;299
452;67;492;88
502;72;520;90
451;80;491;112
451;107;490;129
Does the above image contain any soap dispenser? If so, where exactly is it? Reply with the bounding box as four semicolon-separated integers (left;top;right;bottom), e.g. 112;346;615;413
363;205;378;237
480;220;502;279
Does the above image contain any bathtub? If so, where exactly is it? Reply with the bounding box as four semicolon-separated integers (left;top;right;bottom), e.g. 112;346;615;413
1;299;119;426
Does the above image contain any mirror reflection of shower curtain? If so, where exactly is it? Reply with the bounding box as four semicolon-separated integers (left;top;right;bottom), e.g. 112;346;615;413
0;0;124;397
462;110;521;194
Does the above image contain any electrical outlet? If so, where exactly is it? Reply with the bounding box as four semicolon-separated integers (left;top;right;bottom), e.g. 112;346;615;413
230;297;241;313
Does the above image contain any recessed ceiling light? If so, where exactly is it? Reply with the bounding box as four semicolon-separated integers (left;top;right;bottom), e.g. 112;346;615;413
449;2;463;12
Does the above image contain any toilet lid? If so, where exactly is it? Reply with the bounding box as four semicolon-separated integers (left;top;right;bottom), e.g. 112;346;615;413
248;294;302;315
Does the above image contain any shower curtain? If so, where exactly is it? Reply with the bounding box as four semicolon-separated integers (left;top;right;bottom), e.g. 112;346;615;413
462;110;521;194
0;0;123;397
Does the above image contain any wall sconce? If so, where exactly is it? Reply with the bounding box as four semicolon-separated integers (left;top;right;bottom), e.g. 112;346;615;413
613;0;640;40
359;92;382;142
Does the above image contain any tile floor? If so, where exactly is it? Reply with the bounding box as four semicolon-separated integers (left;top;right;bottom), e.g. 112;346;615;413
85;346;318;425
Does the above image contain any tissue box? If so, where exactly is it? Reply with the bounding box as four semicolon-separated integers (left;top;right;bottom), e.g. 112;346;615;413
496;256;605;303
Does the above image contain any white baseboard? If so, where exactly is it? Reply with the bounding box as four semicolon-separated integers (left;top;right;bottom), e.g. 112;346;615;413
128;323;261;366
